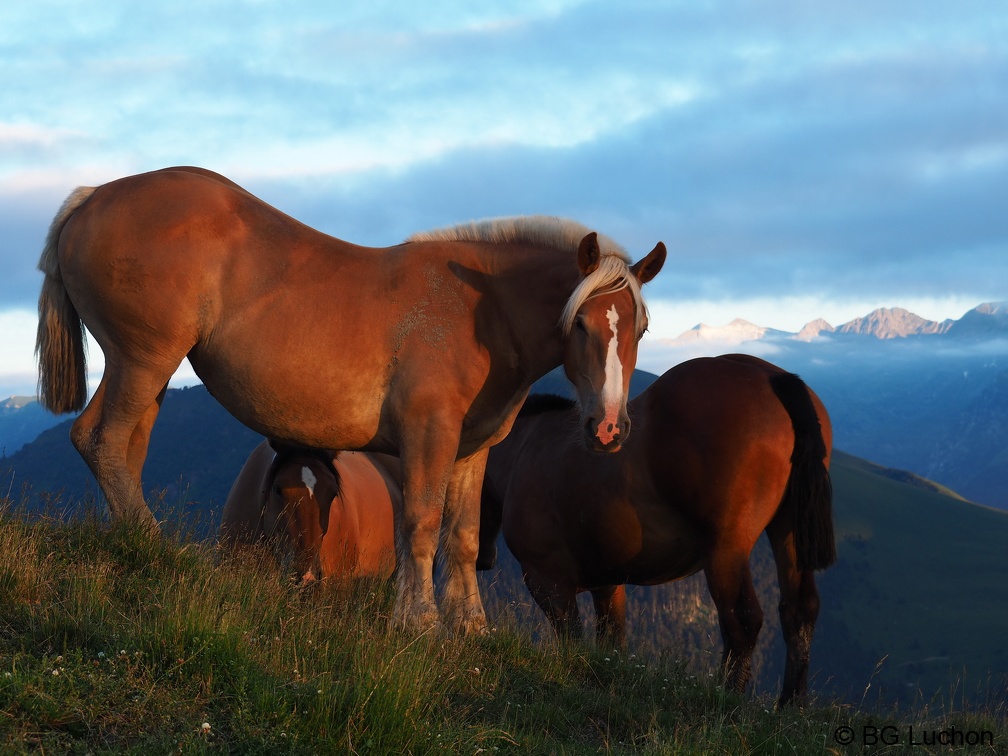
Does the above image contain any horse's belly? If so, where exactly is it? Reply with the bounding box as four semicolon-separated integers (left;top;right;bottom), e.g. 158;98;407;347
578;503;703;587
192;352;388;450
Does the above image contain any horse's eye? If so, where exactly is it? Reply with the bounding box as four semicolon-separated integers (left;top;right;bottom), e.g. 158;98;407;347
574;315;587;333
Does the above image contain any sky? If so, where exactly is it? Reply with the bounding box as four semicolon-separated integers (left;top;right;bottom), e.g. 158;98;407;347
1;1;1007;398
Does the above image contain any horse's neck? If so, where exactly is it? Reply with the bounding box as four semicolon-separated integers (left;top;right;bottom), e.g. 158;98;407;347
494;408;572;474
488;250;578;384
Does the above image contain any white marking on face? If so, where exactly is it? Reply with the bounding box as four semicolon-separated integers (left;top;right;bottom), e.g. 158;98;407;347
301;466;317;500
597;304;624;443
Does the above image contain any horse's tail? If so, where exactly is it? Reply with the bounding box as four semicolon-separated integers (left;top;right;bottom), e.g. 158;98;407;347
770;371;836;571
35;186;97;414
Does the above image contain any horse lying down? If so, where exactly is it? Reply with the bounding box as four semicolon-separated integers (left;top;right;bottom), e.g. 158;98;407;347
478;354;835;707
220;439;399;584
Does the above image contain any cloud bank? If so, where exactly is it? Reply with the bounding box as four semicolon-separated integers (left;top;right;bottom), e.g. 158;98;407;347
1;0;1006;396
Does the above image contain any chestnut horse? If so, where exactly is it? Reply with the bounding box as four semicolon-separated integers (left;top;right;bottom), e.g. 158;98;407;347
35;166;665;633
220;440;397;583
479;354;835;706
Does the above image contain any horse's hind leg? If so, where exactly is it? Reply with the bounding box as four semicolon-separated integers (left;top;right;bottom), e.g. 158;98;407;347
127;385;167;483
766;518;821;707
703;548;764;694
591;585;627;648
70;362;172;529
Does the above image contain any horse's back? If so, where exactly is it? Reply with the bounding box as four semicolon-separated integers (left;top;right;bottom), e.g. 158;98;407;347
635;355;827;533
643;354;828;439
714;353;831;450
219;440;274;547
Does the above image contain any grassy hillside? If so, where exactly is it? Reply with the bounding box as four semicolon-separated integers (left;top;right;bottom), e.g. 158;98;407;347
4;381;1006;712
0;509;1003;754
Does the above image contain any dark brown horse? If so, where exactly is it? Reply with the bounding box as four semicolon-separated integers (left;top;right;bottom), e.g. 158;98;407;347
220;440;397;583
479;354;834;706
35;166;665;633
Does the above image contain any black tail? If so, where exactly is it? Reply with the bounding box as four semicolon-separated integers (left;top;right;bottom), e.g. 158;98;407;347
770;372;836;571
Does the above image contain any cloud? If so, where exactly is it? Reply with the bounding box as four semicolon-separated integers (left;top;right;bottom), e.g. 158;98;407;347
2;0;1007;387
0;310;38;398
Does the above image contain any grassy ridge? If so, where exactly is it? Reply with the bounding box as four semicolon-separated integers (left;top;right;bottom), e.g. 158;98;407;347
1;502;1005;754
817;452;1008;707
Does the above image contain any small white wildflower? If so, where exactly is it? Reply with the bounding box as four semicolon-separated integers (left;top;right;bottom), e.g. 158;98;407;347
98;651;106;659
55;655;63;663
52;669;59;676
472;667;481;675
201;722;211;734
604;657;611;662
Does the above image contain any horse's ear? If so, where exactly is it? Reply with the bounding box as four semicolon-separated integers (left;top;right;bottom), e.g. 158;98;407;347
630;241;666;285
577;232;601;276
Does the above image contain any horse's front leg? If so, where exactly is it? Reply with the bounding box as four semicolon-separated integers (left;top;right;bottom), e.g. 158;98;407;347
704;547;764;694
440;448;490;636
523;567;582;641
591;585;627;648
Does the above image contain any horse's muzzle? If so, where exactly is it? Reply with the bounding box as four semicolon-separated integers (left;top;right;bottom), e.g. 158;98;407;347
584;417;630;452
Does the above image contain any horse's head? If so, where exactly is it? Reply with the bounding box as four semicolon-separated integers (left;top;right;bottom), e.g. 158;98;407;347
262;449;342;584
561;232;665;452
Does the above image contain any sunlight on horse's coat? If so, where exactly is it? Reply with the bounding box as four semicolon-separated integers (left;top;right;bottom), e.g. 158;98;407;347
35;167;666;634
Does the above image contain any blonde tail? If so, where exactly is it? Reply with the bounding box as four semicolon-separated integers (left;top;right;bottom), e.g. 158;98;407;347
35;186;96;413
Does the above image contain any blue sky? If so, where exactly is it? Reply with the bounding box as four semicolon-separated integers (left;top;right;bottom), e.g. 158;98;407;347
2;1;1007;397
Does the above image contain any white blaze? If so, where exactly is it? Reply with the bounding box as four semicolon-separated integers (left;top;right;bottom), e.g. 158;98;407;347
602;304;623;415
301;466;317;500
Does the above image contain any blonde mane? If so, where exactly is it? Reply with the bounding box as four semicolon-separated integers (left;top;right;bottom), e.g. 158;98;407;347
408;215;648;337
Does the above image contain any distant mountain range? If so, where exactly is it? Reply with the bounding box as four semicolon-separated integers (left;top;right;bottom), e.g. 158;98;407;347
0;395;63;457
672;301;1006;344
652;302;1008;510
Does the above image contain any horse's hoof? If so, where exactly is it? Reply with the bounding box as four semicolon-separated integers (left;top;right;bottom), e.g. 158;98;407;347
442;609;487;638
461;616;489;637
392;607;441;636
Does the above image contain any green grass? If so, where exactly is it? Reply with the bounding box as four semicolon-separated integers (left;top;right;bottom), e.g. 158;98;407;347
0;500;1005;754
